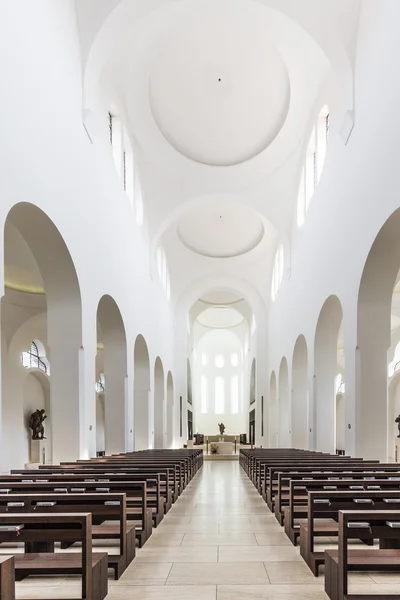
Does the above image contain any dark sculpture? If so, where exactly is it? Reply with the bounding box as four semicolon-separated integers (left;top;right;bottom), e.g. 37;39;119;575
218;422;226;436
29;409;47;440
396;414;400;438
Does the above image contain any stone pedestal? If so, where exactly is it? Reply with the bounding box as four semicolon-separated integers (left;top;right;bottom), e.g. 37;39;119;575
30;439;47;465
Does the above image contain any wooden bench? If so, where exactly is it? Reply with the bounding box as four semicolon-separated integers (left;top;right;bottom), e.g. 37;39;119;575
325;509;400;600
0;513;107;600
276;471;400;526
300;489;400;575
0;480;151;547
0;556;14;600
0;492;132;579
283;477;400;544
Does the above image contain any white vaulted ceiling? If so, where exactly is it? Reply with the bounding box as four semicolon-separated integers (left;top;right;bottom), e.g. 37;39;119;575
76;0;361;311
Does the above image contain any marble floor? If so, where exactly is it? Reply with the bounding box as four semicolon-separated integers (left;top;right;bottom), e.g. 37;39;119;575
13;460;400;598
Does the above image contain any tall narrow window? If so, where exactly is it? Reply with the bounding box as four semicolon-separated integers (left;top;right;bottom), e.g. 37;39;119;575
231;353;238;367
201;376;208;414
215;354;224;368
215;377;225;414
231;375;239;414
108;112;113;144
271;245;284;302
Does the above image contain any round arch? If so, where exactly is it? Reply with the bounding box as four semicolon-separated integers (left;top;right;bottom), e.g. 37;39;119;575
269;371;278;448
166;371;174;448
278;357;290;446
3;202;82;466
96;294;127;455
292;335;308;449
134;334;151;450
314;295;343;453
154;356;165;448
357;208;400;459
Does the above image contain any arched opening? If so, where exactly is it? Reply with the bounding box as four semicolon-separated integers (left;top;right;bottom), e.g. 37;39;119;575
2;203;82;468
96;295;127;455
357;209;400;459
336;373;345;453
154;357;165;448
314;295;343;453
278;357;290;446
134;334;151;450
166;371;174;448
249;358;256;443
292;335;308;449
269;371;278;448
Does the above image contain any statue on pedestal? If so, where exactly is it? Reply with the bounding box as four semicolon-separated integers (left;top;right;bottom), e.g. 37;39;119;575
218;422;226;436
396;414;400;438
29;409;47;440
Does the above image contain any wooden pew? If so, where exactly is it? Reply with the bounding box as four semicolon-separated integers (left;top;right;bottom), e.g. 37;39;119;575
300;489;400;575
283;476;400;543
0;513;108;600
11;469;172;519
264;463;398;511
0;556;14;600
0;480;151;547
325;509;400;600
276;470;400;526
0;493;132;579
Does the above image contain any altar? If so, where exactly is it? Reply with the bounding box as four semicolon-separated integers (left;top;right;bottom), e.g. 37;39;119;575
212;441;234;455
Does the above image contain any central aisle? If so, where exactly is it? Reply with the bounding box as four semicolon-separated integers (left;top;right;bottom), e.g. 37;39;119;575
110;460;329;599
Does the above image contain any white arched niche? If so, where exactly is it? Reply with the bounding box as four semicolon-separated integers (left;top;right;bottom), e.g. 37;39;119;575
194;328;246;436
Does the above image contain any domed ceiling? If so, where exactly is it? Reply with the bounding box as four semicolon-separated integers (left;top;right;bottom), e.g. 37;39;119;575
197;306;244;329
177;201;265;258
149;11;290;166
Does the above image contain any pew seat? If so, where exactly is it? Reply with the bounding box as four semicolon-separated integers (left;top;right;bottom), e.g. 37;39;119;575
325;548;400;600
14;552;108;600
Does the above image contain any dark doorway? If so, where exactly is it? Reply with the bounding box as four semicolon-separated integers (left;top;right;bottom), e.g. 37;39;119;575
249;408;256;445
187;409;193;441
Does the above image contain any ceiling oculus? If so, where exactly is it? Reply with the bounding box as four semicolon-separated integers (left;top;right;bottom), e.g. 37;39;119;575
149;13;290;166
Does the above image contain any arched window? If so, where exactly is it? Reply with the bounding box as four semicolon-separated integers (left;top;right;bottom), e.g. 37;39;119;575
271;244;284;302
156;245;171;300
201;354;208;366
335;373;345;394
215;377;225;414
21;341;48;374
215;354;224;368
95;373;105;393
108;109;140;218
388;342;400;377
297;105;330;227
201;375;208;414
231;353;238;367
231;375;239;414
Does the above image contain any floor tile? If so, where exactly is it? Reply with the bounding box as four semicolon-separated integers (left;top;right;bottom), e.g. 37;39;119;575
167;561;270;585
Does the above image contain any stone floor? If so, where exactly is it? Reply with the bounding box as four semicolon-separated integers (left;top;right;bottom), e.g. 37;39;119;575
13;460;400;598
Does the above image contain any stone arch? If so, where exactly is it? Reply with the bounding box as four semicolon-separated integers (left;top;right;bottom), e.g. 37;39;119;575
357;208;400;459
269;371;278;448
154;356;165;448
292;335;308;449
96;294;127;454
134;334;151;450
3;202;82;466
278;357;290;446
314;295;343;453
166;371;174;448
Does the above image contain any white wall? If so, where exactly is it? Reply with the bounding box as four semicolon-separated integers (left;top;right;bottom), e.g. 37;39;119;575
0;0;175;468
267;0;400;459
